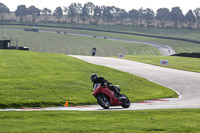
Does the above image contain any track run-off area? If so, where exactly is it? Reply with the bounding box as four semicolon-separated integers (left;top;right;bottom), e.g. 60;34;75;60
1;55;200;111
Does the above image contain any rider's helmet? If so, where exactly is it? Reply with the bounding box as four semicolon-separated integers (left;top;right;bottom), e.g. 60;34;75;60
90;73;98;83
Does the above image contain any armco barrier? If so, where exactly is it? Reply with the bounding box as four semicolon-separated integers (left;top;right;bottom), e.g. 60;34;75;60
172;53;200;58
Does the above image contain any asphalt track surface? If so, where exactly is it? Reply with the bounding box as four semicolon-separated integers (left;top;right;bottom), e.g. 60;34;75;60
68;55;200;110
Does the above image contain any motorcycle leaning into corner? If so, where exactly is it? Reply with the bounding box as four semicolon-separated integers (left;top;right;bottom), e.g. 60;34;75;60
92;83;130;109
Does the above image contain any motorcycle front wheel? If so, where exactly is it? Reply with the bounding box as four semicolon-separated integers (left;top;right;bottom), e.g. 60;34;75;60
121;94;130;108
97;93;110;109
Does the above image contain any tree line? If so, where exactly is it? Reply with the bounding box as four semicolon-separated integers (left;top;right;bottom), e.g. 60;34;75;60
0;2;200;29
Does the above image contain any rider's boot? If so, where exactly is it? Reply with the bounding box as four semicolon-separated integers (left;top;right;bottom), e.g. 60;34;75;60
114;92;126;100
117;93;127;100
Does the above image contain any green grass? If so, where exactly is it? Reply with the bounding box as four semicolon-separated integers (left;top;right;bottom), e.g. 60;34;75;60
123;55;200;73
1;26;160;56
1;109;200;132
0;50;177;108
34;25;200;54
37;25;200;54
3;25;200;55
10;22;200;41
0;24;199;133
44;23;200;41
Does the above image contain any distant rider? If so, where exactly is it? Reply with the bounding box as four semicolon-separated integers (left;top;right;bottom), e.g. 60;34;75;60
90;73;122;97
91;46;97;56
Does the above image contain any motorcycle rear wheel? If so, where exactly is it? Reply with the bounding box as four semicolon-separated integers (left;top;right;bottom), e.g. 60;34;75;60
121;94;130;108
97;93;110;109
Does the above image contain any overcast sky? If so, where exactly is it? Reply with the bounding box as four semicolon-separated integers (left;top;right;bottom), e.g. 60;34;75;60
1;0;199;14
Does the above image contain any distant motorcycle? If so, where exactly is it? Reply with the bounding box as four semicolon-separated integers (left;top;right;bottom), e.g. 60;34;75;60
91;46;97;56
92;83;130;109
91;50;96;56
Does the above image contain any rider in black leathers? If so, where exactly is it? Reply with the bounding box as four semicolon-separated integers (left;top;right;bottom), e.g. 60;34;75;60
90;73;121;97
91;46;97;56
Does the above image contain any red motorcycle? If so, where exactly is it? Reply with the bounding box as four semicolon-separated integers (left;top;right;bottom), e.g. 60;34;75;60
92;84;130;109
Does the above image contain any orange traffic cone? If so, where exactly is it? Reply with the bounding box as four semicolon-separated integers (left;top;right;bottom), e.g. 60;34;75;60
64;101;68;107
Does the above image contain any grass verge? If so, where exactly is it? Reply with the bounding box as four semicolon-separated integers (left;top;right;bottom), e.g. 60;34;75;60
0;109;200;132
0;50;177;108
123;55;200;73
3;25;200;55
5;22;200;41
1;26;160;56
35;25;200;54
